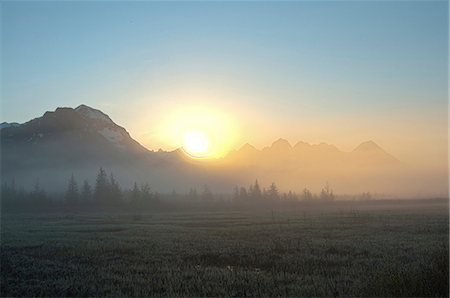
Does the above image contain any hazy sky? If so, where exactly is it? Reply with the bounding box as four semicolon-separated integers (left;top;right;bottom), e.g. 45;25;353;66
1;1;448;166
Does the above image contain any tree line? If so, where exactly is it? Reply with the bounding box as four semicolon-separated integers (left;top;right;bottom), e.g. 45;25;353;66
1;168;373;212
231;180;336;202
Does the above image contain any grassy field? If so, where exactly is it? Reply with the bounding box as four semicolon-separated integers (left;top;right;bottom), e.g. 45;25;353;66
1;199;448;297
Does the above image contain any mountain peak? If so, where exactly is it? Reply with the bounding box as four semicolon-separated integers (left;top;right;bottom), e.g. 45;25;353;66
0;122;21;130
293;141;311;149
240;143;258;152
75;104;113;124
271;138;291;150
353;140;382;152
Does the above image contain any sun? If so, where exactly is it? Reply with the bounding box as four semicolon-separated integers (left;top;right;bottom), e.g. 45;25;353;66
157;104;239;160
183;130;211;158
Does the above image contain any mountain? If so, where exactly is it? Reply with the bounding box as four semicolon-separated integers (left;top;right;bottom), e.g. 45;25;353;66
265;138;292;152
0;122;21;129
1;104;413;195
1;105;149;164
228;138;397;167
1;105;158;190
351;140;399;165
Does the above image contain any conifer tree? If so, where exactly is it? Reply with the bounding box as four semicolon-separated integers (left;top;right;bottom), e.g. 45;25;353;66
250;179;262;200
188;187;198;201
267;182;279;200
109;173;122;203
131;182;140;206
81;180;92;201
201;185;213;201
94;168;108;202
65;174;79;204
302;187;313;201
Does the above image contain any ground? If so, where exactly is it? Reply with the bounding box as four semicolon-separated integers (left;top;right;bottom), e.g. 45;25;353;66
1;199;448;297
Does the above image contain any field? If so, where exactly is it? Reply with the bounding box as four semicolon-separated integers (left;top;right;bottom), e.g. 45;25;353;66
1;199;449;297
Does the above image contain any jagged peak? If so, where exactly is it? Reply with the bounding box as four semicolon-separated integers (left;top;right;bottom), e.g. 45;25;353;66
271;138;292;150
0;122;21;129
353;140;382;152
239;143;258;152
293;141;311;149
75;104;113;124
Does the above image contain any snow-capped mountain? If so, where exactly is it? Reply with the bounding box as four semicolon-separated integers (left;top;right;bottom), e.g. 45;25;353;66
0;105;155;189
1;105;148;154
1;104;411;195
0;122;21;129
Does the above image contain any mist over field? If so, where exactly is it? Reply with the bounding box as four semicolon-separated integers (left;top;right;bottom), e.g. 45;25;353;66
1;105;448;199
1;1;449;297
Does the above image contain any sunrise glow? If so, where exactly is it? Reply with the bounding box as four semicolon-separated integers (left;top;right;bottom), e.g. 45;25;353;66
159;104;238;159
183;130;211;158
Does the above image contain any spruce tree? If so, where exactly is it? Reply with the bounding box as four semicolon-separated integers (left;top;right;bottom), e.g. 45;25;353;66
201;185;213;202
81;180;92;201
94;168;108;202
267;182;279;200
109;173;122;203
65;174;79;204
131;182;140;206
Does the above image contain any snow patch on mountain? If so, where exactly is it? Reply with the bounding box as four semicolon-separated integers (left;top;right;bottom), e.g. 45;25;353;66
99;127;125;148
0;122;21;129
75;105;113;124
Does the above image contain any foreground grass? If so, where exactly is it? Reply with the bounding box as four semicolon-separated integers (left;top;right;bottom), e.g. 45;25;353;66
1;199;448;297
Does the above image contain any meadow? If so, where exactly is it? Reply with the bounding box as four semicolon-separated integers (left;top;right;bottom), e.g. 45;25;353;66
1;199;448;297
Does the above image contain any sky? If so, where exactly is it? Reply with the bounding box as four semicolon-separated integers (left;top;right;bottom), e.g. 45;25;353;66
1;1;448;167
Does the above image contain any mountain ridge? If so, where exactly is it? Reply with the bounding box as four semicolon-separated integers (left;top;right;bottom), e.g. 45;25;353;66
1;105;407;194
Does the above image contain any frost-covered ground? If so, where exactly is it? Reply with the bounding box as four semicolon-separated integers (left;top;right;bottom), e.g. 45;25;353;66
1;199;448;297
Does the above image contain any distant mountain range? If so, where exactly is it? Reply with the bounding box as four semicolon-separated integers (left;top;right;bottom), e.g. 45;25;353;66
227;138;399;169
1;104;436;196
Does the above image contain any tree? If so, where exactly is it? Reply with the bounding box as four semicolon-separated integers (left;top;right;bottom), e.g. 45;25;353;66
287;191;296;201
94;168;109;202
188;187;198;201
130;182;141;206
233;186;240;202
1;178;17;202
140;183;152;202
81;180;92;201
201;185;213;202
109;173;122;203
239;187;248;201
361;192;372;200
320;182;334;201
65;174;79;204
249;179;262;200
267;182;279;200
32;179;45;199
302;188;313;201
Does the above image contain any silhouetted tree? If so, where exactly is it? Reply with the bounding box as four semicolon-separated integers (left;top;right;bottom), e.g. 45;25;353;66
94;168;109;202
239;187;248;201
109;173;122;203
320;182;334;201
249;179;262;200
201;185;213;202
65;174;79;204
360;192;372;200
286;190;296;201
302;188;313;201
188;187;198;201
81;180;92;201
31;178;47;202
233;186;240;202
1;178;17;201
140;183;152;202
267;182;279;200
130;182;141;206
